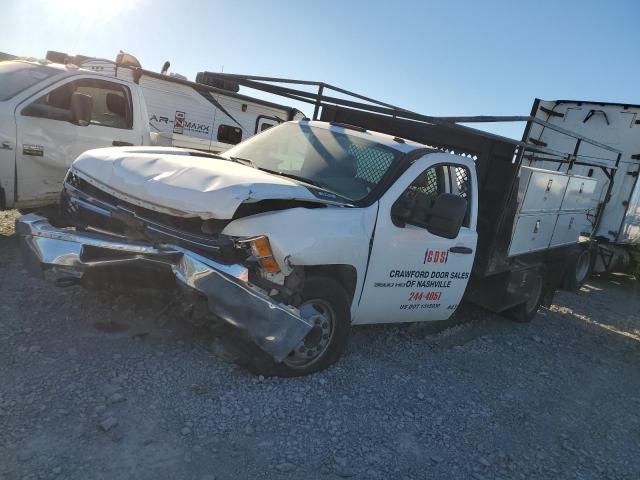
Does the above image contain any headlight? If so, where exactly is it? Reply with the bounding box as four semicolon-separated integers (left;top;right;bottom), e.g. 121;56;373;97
239;235;280;273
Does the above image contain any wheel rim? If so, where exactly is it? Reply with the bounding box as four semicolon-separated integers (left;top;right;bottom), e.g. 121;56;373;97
575;250;591;284
284;299;335;369
525;272;543;313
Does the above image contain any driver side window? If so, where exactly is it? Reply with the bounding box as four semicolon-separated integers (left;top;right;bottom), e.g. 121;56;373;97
393;163;471;230
22;78;132;129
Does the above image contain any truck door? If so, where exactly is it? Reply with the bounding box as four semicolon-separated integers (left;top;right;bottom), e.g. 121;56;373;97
15;77;140;207
0;105;16;209
354;155;478;324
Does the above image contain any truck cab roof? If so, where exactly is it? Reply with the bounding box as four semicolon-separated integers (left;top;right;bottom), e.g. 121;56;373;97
10;59;101;75
298;120;432;155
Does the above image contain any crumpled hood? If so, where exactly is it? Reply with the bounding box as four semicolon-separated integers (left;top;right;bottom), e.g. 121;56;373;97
72;147;333;219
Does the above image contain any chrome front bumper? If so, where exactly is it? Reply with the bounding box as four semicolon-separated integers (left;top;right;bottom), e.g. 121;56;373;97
16;213;312;362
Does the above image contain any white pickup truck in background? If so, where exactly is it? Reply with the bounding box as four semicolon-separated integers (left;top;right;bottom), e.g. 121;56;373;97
0;52;302;211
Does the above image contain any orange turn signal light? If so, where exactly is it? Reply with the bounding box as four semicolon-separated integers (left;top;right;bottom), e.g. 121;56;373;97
250;236;272;258
259;256;280;273
248;236;280;273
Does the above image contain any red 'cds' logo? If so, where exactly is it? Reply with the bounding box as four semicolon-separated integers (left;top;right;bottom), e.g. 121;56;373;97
424;249;448;264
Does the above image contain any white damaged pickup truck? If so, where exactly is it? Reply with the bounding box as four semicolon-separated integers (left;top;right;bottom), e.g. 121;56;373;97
17;119;596;376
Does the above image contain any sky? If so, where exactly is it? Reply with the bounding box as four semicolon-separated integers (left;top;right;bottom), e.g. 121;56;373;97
2;0;639;139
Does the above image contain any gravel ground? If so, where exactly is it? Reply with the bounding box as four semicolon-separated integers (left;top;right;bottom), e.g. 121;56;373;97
1;209;640;480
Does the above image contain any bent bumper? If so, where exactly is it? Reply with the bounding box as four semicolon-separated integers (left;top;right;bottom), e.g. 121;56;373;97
16;213;312;362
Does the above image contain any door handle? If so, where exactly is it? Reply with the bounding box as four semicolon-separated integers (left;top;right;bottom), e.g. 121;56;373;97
1;141;13;150
23;144;44;156
112;140;134;147
449;246;473;254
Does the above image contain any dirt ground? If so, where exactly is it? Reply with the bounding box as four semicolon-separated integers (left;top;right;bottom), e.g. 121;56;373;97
1;209;639;480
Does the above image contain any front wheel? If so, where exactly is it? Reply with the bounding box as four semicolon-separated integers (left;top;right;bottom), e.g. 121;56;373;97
244;275;351;377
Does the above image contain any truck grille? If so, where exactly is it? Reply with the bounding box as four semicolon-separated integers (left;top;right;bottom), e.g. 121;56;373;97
62;171;233;259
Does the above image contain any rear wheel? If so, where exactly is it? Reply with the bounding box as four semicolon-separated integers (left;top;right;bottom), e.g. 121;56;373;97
505;269;544;323
563;248;592;292
244;275;351;377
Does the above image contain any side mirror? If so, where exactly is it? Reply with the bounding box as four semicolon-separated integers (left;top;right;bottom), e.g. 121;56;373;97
70;92;93;126
391;197;412;227
426;193;467;239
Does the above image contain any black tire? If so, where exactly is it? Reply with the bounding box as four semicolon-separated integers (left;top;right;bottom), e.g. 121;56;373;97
243;275;351;377
563;248;593;292
505;269;545;323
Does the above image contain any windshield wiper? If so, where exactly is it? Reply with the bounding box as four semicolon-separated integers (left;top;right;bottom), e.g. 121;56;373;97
258;168;323;188
258;169;353;204
228;156;257;168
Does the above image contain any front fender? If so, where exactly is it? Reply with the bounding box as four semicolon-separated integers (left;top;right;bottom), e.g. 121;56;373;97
222;204;378;304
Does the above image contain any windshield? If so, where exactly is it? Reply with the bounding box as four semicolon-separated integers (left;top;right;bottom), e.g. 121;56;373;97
222;122;402;201
0;61;60;101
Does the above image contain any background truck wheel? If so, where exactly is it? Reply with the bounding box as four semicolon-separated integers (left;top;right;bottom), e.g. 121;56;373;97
505;269;544;323
563;248;593;292
244;275;351;377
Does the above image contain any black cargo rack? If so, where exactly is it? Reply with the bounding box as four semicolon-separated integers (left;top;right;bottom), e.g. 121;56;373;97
195;73;622;277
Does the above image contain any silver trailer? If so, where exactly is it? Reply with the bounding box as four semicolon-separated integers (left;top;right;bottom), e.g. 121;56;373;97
524;99;640;278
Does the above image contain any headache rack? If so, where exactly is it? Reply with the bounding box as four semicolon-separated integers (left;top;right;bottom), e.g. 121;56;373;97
194;73;622;277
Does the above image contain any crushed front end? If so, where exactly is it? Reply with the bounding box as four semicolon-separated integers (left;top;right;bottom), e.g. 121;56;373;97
16;170;312;362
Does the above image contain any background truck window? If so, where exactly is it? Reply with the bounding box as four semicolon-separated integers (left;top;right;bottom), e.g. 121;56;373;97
0;62;60;101
75;79;132;129
22;78;133;129
218;124;243;144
